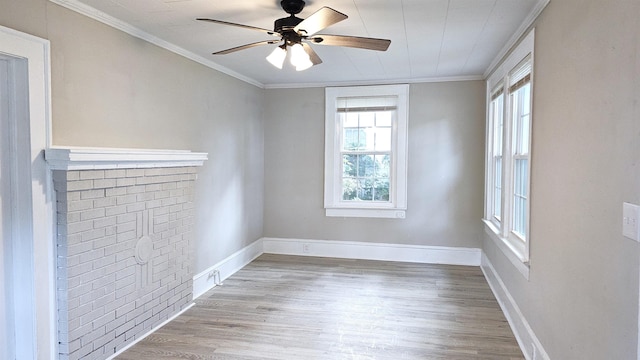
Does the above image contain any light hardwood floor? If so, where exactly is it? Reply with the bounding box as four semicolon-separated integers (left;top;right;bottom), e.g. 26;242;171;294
117;254;524;359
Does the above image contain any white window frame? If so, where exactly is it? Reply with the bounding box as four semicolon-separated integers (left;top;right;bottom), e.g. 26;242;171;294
324;84;409;219
484;30;534;277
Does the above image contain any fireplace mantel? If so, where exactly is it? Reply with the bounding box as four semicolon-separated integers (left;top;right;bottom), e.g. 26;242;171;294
45;146;208;170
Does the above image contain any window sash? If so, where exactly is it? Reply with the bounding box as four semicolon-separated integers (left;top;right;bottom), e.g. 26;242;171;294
325;84;409;218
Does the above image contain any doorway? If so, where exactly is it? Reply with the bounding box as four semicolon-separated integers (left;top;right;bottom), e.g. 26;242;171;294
0;25;54;359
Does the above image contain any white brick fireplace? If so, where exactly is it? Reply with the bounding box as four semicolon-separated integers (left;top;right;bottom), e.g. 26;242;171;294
46;148;207;360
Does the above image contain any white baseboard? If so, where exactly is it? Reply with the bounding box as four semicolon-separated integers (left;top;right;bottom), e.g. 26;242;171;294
106;302;195;360
192;239;263;299
262;237;482;266
481;253;550;360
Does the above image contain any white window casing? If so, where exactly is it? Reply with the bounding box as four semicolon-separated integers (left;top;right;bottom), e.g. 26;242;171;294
484;30;534;275
325;84;409;218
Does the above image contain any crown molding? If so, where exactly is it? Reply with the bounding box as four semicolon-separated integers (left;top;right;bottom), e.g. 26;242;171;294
483;0;550;79
263;74;485;89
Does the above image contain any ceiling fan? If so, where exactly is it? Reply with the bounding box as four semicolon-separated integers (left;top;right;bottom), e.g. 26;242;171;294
197;0;391;71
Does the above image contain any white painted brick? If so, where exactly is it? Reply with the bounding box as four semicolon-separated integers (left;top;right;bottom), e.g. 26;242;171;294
81;228;106;242
80;189;105;200
79;170;105;180
93;196;117;209
105;205;127;217
66;171;80;181
67;241;93;257
144;183;163;192
67;180;94;192
136;192;154;202
67;261;93;278
78;248;104;264
116;221;136;234
126;185;146;195
93;235;116;250
104;169;126;179
94;216;116;229
105;187;127;197
93;178;117;189
68;199;94;212
67;220;93;235
115;283;136;300
126;202;145;213
81;208;105;221
125;169;145;178
161;182;177;190
145;199;163;209
116;178;137;187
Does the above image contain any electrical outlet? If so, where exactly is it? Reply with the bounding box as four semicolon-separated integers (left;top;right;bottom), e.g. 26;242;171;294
302;243;310;253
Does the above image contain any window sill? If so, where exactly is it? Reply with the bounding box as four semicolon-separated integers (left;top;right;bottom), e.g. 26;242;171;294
482;219;530;279
326;208;406;219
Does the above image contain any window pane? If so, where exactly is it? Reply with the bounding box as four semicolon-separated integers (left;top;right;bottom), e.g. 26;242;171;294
374;127;392;151
357;155;375;177
493;156;502;219
343;128;365;151
512;158;528;237
344;112;359;128
359;112;375;128
342;178;357;200
342;154;357;177
374;154;390;178
358;178;374;201
376;111;392;127
374;179;390;201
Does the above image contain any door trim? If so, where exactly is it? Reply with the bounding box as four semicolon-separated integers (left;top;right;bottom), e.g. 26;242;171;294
0;25;55;359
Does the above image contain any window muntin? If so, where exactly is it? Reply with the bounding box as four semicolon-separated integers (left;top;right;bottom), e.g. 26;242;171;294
325;85;408;218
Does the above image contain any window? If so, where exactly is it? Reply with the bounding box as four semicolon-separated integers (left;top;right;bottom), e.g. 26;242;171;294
484;30;534;266
325;84;409;218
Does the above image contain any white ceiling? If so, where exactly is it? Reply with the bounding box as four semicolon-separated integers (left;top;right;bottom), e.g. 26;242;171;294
56;0;544;88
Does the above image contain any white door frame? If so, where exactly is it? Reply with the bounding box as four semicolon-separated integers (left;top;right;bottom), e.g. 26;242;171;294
0;25;55;359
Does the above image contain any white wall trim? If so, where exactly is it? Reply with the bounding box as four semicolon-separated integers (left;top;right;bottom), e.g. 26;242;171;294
48;0;264;89
105;302;195;360
0;24;56;360
45;146;208;170
481;253;550;360
192;239;264;299
263;238;482;266
483;0;549;79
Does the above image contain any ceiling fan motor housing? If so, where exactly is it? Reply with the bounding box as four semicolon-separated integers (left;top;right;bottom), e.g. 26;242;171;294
280;0;305;15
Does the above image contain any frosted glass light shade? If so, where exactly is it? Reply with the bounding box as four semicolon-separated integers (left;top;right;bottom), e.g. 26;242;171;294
290;43;312;71
266;46;286;69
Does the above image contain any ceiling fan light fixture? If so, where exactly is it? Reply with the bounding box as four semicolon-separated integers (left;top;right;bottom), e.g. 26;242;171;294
266;45;287;69
290;43;312;71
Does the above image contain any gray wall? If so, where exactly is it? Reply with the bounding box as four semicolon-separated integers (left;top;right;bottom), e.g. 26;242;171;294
0;0;265;274
483;0;640;359
263;82;486;248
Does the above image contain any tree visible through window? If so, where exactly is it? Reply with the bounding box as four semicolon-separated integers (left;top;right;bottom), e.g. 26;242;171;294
341;109;392;202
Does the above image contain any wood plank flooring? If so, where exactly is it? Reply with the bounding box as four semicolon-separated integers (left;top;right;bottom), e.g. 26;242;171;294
117;254;524;360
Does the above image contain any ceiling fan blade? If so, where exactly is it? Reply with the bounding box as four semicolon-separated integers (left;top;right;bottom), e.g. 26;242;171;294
213;40;280;55
310;34;391;51
197;18;278;36
293;7;347;37
301;43;323;65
